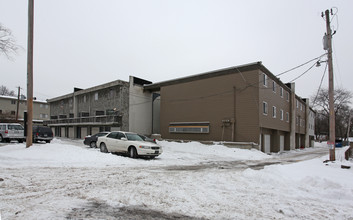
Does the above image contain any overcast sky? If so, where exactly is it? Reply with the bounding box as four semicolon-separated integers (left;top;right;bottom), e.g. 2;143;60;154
1;0;352;101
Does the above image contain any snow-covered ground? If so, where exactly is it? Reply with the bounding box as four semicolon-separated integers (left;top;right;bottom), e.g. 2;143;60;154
0;139;352;219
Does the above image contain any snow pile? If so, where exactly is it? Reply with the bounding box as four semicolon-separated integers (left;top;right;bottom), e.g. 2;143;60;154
0;139;270;168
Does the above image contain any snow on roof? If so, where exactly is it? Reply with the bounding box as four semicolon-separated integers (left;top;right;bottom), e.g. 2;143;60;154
0;95;47;103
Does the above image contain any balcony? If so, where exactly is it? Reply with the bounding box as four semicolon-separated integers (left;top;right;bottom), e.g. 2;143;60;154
44;115;122;127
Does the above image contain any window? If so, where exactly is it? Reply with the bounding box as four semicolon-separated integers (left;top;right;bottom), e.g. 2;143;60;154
286;92;289;102
286;112;289;122
0;110;2;114
280;109;284;120
296;116;299;125
117;132;126;139
296;100;299;108
11;100;16;105
272;81;276;93
107;132;118;139
11;111;15;115
169;122;210;134
280;87;283;97
83;95;86;103
272;106;276;118
263;73;267;87
81;112;89;117
40;114;48;119
109;89;114;98
300;104;303;111
94;92;98;101
263;102;268;115
96;111;104;116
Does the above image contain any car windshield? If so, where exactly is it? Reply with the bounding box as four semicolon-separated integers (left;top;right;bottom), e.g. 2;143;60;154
125;133;144;141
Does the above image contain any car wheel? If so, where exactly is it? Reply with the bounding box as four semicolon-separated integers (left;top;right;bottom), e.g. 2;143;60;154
45;140;51;143
18;139;23;143
0;135;3;143
90;141;96;148
128;146;138;158
100;143;108;153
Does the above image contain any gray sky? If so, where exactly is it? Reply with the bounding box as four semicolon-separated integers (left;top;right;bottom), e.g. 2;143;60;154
1;0;352;102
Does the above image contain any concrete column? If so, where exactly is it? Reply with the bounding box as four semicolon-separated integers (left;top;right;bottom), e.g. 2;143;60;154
305;98;310;148
290;83;296;150
73;94;78;117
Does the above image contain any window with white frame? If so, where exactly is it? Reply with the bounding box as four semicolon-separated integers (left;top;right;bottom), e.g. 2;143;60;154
272;81;276;93
169;122;210;134
263;102;268;115
263;73;267;87
94;92;98;101
40;114;48;119
286;112;289;122
272;106;276;118
286;92;289;102
280;109;284;120
296;100;299;108
280;87;283;97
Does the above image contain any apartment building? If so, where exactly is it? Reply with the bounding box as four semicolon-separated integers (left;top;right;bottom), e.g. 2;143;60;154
144;62;315;153
45;76;159;139
0;95;50;124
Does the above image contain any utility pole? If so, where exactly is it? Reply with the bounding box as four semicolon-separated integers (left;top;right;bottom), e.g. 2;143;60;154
324;9;335;161
26;0;34;148
16;86;20;122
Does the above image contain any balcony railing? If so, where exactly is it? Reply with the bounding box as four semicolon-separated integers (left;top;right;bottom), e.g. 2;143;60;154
44;115;122;126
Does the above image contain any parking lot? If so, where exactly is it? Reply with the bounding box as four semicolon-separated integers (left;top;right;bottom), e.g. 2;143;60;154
0;139;352;219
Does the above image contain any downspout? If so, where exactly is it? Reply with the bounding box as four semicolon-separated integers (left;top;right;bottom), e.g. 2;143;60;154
232;86;236;142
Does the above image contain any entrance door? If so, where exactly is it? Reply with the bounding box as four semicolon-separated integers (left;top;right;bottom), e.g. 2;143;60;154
280;135;284;152
264;134;271;153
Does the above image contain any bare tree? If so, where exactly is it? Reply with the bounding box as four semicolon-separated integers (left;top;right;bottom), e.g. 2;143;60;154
0;85;15;96
311;88;353;139
0;23;20;59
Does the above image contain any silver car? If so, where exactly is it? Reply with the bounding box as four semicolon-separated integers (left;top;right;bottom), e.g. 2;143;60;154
97;131;162;159
0;123;26;143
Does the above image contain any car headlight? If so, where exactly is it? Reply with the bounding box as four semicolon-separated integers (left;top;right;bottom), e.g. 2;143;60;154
139;145;151;149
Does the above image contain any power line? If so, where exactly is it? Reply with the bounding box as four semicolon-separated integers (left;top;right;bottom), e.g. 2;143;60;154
289;61;317;83
313;62;328;105
276;53;327;77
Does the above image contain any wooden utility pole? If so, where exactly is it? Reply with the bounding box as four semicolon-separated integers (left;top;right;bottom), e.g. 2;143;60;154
16;86;20;122
26;0;34;147
324;9;335;161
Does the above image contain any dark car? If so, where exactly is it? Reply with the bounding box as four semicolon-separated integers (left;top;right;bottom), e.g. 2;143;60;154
335;139;343;148
84;132;109;148
33;126;53;143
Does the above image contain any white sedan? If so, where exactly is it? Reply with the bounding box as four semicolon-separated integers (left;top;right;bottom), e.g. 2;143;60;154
96;131;162;159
